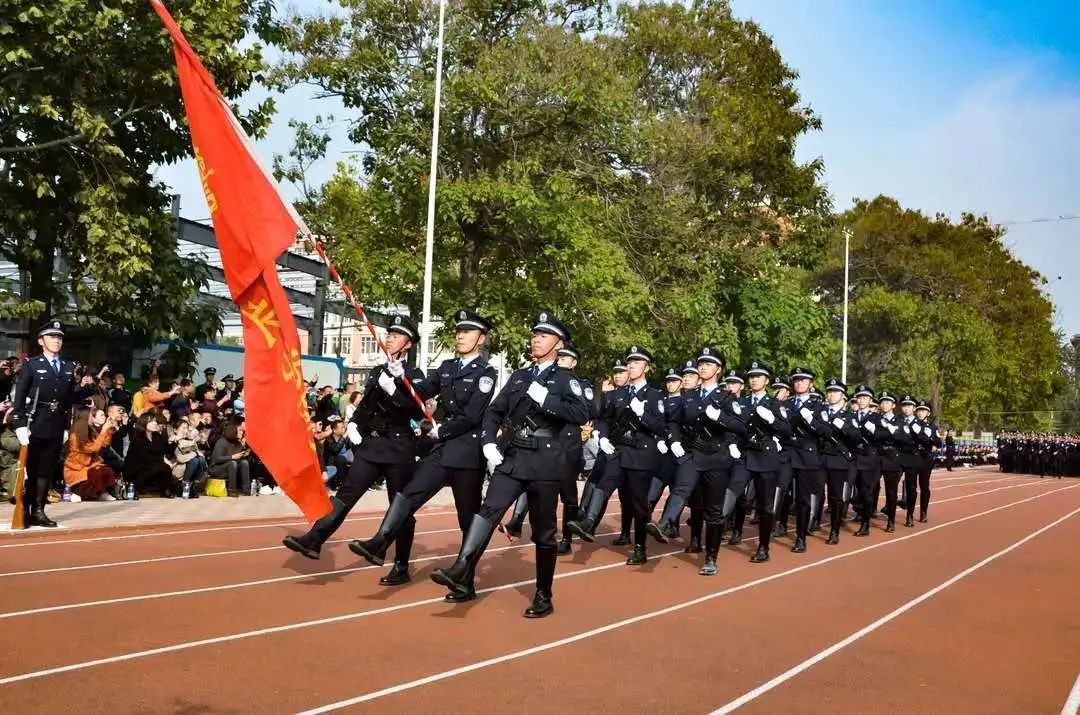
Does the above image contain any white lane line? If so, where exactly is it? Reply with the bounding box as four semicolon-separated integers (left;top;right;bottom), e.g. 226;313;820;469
0;488;1062;691
0;542;685;686
934;476;1018;491
0;508;459;549
245;483;1080;712
0;517;623;620
712;505;1080;713
1063;673;1080;715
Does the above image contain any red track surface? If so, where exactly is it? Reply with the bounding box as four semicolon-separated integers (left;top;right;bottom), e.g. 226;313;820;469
0;467;1076;713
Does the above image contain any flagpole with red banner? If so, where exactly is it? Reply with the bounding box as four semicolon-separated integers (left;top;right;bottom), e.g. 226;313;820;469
150;0;431;523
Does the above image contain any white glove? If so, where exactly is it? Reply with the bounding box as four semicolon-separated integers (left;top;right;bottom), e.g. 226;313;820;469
863;421;876;434
670;442;686;459
599;437;615;455
755;404;775;424
373;352;388;367
16;426;29;446
482;443;504;468
377;370;397;395
705;405;722;421
656;440;668;454
799;407;814;424
728;443;742;460
429;423;440;440
526;381;549;406
630;397;645;417
912;423;923;435
885;422;897;434
386;360;404;378
346;422;362;445
832;417;845;429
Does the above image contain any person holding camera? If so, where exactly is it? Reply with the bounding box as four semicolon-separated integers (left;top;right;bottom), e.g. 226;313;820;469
64;406;120;501
208;421;251;497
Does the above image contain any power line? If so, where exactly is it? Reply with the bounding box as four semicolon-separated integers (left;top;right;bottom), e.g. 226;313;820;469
1000;214;1080;227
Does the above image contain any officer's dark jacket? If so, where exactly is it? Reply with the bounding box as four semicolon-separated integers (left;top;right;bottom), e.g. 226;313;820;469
817;402;861;470
11;356;89;439
350;361;426;465
781;394;834;470
737;392;792;472
667;385;746;471
415;355;497;470
595;381;667;471
480;363;590;482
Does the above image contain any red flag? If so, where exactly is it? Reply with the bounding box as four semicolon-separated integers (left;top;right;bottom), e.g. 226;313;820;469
152;0;331;523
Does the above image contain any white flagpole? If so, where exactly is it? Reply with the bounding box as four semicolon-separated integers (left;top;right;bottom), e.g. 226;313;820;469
419;0;448;372
841;228;851;385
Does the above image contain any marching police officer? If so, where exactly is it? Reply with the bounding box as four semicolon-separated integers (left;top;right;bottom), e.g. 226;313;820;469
896;395;922;527
11;319;89;528
646;366;685;518
782;367;832;553
911;400;942;523
875;392;908;532
430;312;590;617
348;310;498;594
849;385;883;537
567;345;666;565
554;341;592;553
771;373;795;538
282;315;425;586
819;379;860;544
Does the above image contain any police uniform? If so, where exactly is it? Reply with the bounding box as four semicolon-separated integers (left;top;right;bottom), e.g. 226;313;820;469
909;401;942;522
782;368;833;553
818;379;861;544
567;346;667;565
895;395;923;527
646;365;687;515
771;374;795;538
282;315;425;583
875;393;908;532
349;311;498;587
578;358;632;544
430;312;590;617
11;320;89;528
653;347;746;574
724;361;792;563
849;385;883;537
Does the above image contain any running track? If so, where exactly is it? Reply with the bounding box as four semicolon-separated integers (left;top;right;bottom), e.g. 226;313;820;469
0;466;1076;713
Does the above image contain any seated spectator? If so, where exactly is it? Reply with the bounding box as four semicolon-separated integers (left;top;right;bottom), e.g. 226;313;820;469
108;372;133;413
169;379;195;419
0;402;19;502
132;375;178;417
209;421;251;497
100;403;128;473
320;416;351;488
125;413;180;497
171;419;206;496
64;406;120;501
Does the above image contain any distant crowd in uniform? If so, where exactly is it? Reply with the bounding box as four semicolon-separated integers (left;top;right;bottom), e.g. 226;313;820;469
280;308;948;619
997;433;1080;478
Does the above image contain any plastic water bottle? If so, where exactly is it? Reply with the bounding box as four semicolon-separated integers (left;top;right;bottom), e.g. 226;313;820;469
61;484;71;502
182;481;191;499
250;479;258;497
124;481;134;500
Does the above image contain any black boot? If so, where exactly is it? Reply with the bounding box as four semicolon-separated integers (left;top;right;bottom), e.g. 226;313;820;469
616;508;632;544
700;523;722;575
826;501;842;545
792;537;807;553
751;513;773;562
792;503;810;553
750;543;770;563
683;536;703;554
905;512;915;528
503;493;528;538
855;518;871;537
566;488;605;543
885;519;896;533
29;477;57;528
919;508;928;523
349;493;413;566
728;528;743;546
772;521;787;539
431;514;496;598
647;494;685;544
525;545;556;618
283;496;351;559
625;544;647;566
379;561;410;586
612;532;630;546
556;537;572;554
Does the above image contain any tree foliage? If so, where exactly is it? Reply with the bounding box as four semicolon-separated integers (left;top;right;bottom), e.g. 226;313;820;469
812;196;1060;429
272;0;833;377
0;0;277;345
1053;335;1080;434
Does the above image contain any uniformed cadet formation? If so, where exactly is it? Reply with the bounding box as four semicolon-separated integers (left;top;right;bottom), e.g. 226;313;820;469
281;310;947;619
997;433;1080;478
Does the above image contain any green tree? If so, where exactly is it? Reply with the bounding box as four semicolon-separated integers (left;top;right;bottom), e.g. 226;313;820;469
1053;335;1080;433
273;0;832;378
0;0;277;345
813;196;1059;429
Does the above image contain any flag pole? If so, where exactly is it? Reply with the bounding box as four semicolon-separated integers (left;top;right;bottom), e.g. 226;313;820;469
419;0;448;373
841;227;851;385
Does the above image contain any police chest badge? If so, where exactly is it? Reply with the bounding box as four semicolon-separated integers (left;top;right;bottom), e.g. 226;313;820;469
731;401;743;415
780;406;788;419
569;379;583;397
478;376;494;393
657;399;665;414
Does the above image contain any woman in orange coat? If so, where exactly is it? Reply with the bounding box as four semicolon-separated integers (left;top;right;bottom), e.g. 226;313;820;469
64;406;120;501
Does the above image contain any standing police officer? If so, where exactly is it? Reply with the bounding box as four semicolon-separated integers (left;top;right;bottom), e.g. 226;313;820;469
12;319;89;528
430;312;590;617
850;385;883;537
783;367;832;553
349;310;497;594
875;392;907;532
819;379;860;545
911;400;942;523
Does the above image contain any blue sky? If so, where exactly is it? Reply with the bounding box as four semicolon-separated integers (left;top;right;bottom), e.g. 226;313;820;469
157;0;1080;337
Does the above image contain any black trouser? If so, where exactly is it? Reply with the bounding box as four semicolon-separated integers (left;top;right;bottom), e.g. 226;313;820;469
728;465;777;548
697;464;733;526
793;468;824;539
400;459;484;535
480;476;560;549
212;459;251;494
825;468;851;532
905;464;932;515
591;457;626;524
25;436;62;511
623;468;654;547
855;466;881;523
656;455;704;528
774;461;794;527
882;469;902;522
338;457;417;565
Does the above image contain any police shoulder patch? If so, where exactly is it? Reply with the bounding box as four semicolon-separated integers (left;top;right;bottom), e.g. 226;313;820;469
478;376;494;393
569;379;583;397
780;406;788;419
584;387;594;401
731;401;743;415
657;400;665;413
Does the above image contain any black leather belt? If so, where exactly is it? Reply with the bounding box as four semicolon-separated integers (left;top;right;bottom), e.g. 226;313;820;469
511;427;555;450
